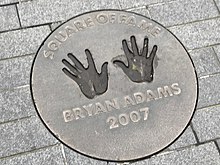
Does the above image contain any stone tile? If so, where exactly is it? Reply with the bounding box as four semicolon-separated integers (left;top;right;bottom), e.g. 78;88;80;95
214;45;220;61
0;55;34;90
111;142;220;165
197;74;220;108
169;18;220;50
148;0;219;27
118;0;172;9
127;7;150;18
17;0;120;27
64;146;107;165
189;47;220;77
0;145;65;165
0;0;17;5
0;6;20;32
192;105;220;142
0;86;35;123
0;116;58;158
168;126;197;150
0;26;50;59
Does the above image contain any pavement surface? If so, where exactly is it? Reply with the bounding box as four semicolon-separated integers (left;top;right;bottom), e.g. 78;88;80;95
0;0;220;164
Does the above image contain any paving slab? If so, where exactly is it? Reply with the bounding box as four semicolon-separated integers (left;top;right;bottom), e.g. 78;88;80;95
168;126;197;150
0;26;50;59
148;0;219;27
118;0;172;9
0;145;65;165
17;0;120;27
189;47;220;77
64;146;107;165
109;142;220;165
0;86;35;123
127;7;150;18
0;55;34;90
0;0;17;5
169;18;220;50
192;105;220;142
0;5;20;32
0;116;58;158
197;74;220;109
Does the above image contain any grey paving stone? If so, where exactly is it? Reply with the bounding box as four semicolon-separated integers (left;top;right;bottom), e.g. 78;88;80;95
0;145;65;165
0;0;17;5
64;146;107;165
0;55;34;90
17;0;120;27
109;142;220;165
214;45;220;60
118;0;172;9
0;6;20;32
192;105;220;142
0;26;50;59
148;0;219;27
197;74;220;108
169;18;220;50
189;47;220;77
127;7;150;18
168;126;197;150
0;116;58;158
0;86;35;123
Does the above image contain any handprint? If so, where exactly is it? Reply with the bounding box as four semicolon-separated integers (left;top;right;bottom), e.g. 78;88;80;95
62;49;108;99
113;36;158;83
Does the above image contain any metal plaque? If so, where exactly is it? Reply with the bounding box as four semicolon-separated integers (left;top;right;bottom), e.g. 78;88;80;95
31;10;198;162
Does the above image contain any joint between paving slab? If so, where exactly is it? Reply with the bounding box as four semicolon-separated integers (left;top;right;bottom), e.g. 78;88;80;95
190;123;200;144
188;43;220;52
167;15;220;28
0;53;34;62
0;84;30;94
196;103;220;111
0;116;32;127
0;2;19;7
0;22;51;35
198;71;220;80
214;141;220;156
60;144;68;165
15;4;22;28
212;47;220;66
213;0;220;15
0;143;60;160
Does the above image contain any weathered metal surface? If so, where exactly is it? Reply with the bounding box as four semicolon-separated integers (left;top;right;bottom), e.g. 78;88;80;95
31;10;198;162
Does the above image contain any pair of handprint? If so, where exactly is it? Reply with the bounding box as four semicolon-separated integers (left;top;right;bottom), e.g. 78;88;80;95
62;36;158;99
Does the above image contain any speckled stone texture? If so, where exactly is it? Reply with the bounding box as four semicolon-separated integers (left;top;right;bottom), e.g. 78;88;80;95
17;0;120;27
109;142;220;165
189;47;220;77
0;5;20;32
0;86;35;123
169;18;220;50
148;0;219;27
192;106;220;142
0;26;50;59
0;116;58;158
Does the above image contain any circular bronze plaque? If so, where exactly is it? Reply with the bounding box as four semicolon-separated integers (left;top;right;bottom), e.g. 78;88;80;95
31;10;198;161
